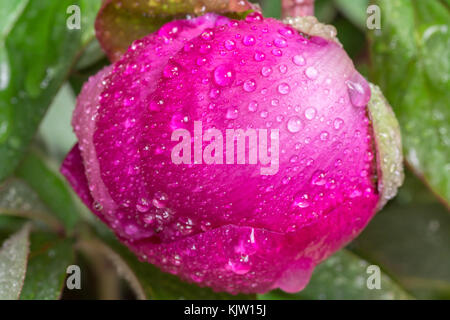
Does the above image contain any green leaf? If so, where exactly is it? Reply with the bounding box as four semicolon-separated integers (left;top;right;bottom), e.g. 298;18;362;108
15;151;80;231
334;0;369;30
38;84;77;161
261;0;281;19
0;0;101;182
96;0;257;61
0;217;27;243
367;84;404;209
0;224;30;300
0;178;63;231
333;15;366;59
369;0;450;205
351;170;450;299
259;249;411;300
315;0;338;24
20;232;74;300
86;226;254;300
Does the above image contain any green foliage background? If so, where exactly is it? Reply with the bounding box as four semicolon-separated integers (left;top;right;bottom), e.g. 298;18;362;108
0;0;448;300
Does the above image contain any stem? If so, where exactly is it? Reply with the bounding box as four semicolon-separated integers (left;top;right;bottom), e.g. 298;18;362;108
281;0;315;18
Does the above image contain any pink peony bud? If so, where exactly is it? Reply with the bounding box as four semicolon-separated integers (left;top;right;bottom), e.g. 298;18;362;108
62;13;401;294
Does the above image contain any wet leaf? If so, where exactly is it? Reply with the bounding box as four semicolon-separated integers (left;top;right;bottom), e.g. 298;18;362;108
0;224;30;300
369;0;450;206
334;0;369;30
15;151;80;231
259;249;411;300
20;233;75;300
351;170;450;299
261;0;281;19
368;84;404;210
0;178;62;231
0;0;101;182
333;15;366;59
315;0;337;24
87;225;254;300
38;84;77;161
95;0;258;61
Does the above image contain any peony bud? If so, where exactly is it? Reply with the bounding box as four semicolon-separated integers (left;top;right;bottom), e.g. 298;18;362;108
62;13;403;294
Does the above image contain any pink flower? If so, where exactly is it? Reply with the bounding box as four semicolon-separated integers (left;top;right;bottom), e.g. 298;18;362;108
62;13;386;294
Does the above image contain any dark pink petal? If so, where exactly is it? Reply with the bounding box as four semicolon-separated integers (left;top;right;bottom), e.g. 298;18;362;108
93;14;231;240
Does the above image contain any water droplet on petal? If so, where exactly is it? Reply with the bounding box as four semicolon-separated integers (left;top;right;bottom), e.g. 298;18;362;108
214;65;235;87
293;192;310;208
304;107;316;120
333;118;344;130
320;131;329;141
163;62;180;79
245;12;264;22
201;29;215;40
243;35;256;46
254;51;265;62
287;116;302;133
278;27;295;38
274;37;288;48
248;101;258;112
292;55;306;66
243;79;256;92
272;48;283;56
305;67;318;79
224;39;236;50
226;107;239;119
227;255;251;275
311;170;326;186
346;72;371;107
278;83;290;95
261;66;272;77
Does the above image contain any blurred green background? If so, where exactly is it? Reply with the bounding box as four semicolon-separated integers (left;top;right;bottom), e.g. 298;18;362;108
0;0;448;300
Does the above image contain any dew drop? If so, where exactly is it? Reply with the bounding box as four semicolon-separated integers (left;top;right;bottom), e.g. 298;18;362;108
254;51;265;62
245;12;264;22
226;107;239;119
293;192;310;208
224;39;236;50
243;79;256;92
305;67;318;79
320;131;329;141
137;197;151;212
346;72;371;107
274;37;288;48
292;55;306;66
243;35;256;46
278;83;290;95
227;255;251;275
311;170;326;186
261;66;272;77
213;65;235;87
304;107;316;120
163;62;180;79
287;116;302;133
333;118;344;130
248;101;258;112
201;29;214;40
278;27;295;38
272;48;283;56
